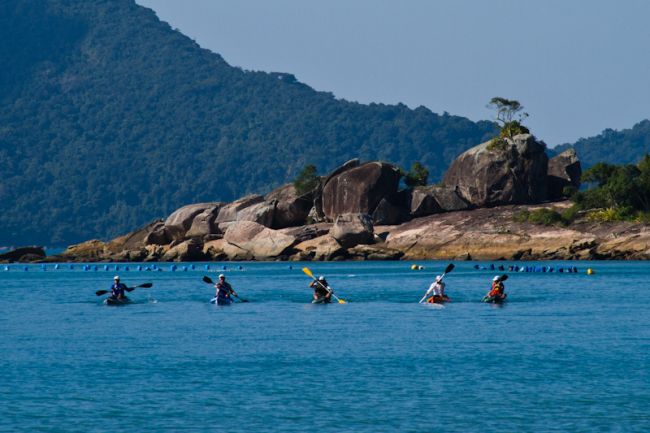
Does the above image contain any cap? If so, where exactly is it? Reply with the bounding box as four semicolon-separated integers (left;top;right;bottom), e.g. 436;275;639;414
219;274;225;279
113;275;120;280
493;276;500;282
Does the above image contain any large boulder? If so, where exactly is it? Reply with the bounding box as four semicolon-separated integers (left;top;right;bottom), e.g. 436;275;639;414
293;235;347;261
410;186;470;217
442;134;548;206
215;194;276;227
185;204;224;238
547;149;581;200
266;184;313;228
161;239;206;261
329;213;374;248
61;240;108;261
322;161;401;219
223;221;297;259
164;203;220;241
110;220;165;250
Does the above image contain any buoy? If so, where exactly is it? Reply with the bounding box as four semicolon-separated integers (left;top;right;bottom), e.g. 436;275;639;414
93;265;98;272
587;268;594;275
288;265;293;270
3;266;9;271
418;265;425;270
238;265;243;270
411;264;418;270
125;266;129;271
23;266;28;271
54;264;60;270
69;264;74;270
182;266;187;272
190;264;195;270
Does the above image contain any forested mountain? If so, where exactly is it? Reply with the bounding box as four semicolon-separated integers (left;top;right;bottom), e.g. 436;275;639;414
557;120;650;167
0;0;498;245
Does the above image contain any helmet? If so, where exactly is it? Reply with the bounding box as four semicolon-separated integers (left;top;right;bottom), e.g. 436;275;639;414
493;276;500;282
219;274;225;279
318;276;325;281
113;275;120;280
435;275;442;282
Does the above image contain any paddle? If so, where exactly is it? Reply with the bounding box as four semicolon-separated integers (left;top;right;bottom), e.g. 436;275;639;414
202;275;248;302
301;267;346;304
418;263;455;303
95;282;152;296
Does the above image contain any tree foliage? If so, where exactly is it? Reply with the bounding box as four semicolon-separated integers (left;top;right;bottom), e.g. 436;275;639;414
403;162;429;188
293;165;319;196
0;0;497;245
487;97;530;139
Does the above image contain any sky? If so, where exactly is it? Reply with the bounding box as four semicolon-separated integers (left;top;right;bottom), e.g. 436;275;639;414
136;0;650;146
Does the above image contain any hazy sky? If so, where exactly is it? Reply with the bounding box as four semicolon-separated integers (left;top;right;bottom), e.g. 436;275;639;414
137;0;650;146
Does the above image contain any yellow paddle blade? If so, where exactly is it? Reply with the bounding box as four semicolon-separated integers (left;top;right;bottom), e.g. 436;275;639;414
302;267;314;279
337;298;347;304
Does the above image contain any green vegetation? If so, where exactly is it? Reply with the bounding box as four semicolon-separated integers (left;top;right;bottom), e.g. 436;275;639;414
0;0;498;245
570;155;650;222
488;97;530;139
293;165;319;195
514;208;565;226
403;162;429;188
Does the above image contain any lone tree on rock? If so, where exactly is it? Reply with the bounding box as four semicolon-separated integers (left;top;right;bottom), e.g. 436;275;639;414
488;97;530;139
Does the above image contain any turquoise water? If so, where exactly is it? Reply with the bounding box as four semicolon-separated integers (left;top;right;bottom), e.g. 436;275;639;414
1;261;649;432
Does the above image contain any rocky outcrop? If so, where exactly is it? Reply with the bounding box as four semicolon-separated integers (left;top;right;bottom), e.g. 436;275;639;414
293;235;347;261
185;204;224;238
321;161;401;219
410;185;470;217
164;203;220;241
443;134;548;207
266;184;312;228
215;195;269;224
548;149;581;200
329;213;374;248
223;221;297;259
0;246;46;262
161;239;206;261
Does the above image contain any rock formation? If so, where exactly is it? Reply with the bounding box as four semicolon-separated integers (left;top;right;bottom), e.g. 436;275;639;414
547;149;581;200
442;134;548;206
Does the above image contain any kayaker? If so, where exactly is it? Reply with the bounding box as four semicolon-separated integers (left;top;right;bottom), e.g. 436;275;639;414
424;275;449;303
310;276;332;303
110;276;128;300
485;275;507;302
215;274;238;303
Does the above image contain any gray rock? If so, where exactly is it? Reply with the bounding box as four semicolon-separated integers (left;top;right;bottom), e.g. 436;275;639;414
164;203;220;241
548;149;581;200
223;221;297;259
161;239;206;262
411;185;470;217
442;134;548;206
322;161;401;219
329;213;374;248
266;184;313;228
185;204;224;238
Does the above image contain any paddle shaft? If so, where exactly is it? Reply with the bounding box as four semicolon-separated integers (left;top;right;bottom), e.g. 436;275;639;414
418;270;451;304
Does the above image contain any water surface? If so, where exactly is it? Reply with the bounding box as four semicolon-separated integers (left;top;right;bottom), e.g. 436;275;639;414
1;261;648;432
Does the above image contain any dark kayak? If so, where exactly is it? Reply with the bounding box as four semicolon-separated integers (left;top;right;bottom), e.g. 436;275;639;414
482;294;507;304
312;296;331;304
210;297;234;305
105;296;131;306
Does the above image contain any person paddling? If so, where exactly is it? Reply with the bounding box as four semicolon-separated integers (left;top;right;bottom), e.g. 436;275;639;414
214;274;238;304
310;276;332;303
109;275;129;301
423;275;450;303
484;275;507;303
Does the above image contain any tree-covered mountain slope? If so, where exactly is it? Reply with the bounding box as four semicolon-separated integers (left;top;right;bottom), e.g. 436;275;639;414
0;0;500;245
556;120;650;168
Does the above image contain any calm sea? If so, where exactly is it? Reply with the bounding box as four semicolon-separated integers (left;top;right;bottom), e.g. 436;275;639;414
1;261;648;432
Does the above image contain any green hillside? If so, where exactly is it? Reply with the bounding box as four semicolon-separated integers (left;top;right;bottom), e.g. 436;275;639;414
0;0;497;245
556;120;650;167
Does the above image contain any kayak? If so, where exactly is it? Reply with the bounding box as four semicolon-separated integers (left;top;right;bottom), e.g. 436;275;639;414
311;296;331;304
105;296;131;306
426;295;450;304
210;297;234;305
482;294;507;304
